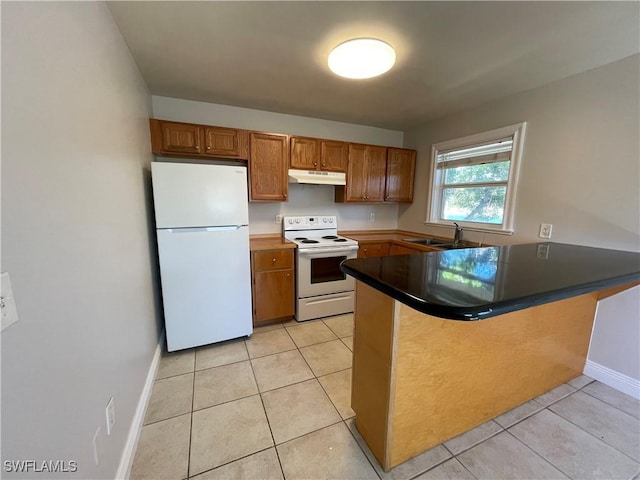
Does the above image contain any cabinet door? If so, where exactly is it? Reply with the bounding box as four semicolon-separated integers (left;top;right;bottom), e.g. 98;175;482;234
159;121;202;154
321;140;348;172
253;269;294;323
249;132;289;202
204;126;248;158
359;242;391;258
365;145;388;202
290;136;320;170
345;144;368;201
389;244;421;256
385;148;416;203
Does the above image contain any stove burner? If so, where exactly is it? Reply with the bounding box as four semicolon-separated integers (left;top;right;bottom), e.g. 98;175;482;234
322;235;339;239
301;239;320;244
295;237;308;240
334;238;348;242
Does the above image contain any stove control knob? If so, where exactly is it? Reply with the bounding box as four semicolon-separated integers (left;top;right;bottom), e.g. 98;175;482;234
287;218;293;224
323;218;328;223
295;218;301;224
329;218;334;223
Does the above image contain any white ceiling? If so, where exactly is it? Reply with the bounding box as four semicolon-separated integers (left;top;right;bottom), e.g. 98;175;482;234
107;1;640;131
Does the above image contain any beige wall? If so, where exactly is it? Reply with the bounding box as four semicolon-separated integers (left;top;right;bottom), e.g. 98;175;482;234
590;286;640;380
401;54;640;252
152;96;404;233
401;54;640;386
1;2;160;477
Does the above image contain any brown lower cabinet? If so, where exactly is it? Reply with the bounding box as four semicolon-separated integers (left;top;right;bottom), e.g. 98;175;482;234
359;241;443;258
389;244;423;256
358;242;391;258
251;249;295;325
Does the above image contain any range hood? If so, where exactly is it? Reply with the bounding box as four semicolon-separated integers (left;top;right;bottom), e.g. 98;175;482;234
288;169;346;186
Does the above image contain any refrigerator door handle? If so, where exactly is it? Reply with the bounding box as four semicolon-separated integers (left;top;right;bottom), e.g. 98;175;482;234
163;225;246;233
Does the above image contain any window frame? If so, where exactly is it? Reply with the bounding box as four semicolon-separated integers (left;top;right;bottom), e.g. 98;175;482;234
425;122;527;235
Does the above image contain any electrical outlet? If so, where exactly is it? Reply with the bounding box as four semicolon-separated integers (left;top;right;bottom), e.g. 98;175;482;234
105;397;115;435
539;223;553;239
1;272;19;332
369;212;375;222
275;214;283;224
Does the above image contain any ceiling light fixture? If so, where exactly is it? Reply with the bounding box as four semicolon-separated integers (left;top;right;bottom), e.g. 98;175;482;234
328;38;396;79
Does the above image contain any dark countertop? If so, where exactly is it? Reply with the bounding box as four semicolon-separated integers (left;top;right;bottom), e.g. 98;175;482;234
340;242;640;320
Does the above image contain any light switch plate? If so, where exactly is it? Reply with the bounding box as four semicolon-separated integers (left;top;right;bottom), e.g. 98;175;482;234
1;272;19;331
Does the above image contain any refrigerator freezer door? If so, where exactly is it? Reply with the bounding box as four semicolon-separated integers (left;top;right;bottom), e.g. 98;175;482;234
152;162;249;228
157;226;252;351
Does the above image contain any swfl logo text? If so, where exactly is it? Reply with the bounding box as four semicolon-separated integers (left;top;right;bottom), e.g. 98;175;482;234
4;460;78;473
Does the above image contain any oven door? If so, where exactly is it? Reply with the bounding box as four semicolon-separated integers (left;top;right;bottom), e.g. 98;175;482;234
297;246;358;298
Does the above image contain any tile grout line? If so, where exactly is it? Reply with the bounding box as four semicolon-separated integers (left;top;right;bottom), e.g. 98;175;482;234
289;321;351;419
148;335;639;480
248;350;287;480
186;349;196;479
342;419;383;480
290;325;346;423
581;387;640;419
442;421;505;457
186;446;277;480
546;401;640;464
499;426;574;479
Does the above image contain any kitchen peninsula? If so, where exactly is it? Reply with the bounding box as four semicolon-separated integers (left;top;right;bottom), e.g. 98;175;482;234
340;242;640;471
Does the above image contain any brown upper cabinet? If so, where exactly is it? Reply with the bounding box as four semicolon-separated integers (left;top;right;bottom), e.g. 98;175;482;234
290;136;319;170
290;136;348;173
335;144;387;202
150;119;249;159
249;132;289;202
320;140;349;172
335;145;416;204
150;118;415;204
385;148;416;203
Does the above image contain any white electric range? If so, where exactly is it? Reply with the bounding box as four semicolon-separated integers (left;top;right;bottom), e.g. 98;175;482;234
283;216;359;321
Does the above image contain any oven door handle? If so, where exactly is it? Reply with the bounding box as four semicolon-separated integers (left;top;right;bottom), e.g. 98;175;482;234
298;246;359;256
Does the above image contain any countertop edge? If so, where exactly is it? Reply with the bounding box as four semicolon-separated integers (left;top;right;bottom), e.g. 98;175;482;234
249;235;297;251
341;257;640;321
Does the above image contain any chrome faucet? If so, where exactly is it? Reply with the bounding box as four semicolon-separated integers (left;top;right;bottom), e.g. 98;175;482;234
453;222;463;245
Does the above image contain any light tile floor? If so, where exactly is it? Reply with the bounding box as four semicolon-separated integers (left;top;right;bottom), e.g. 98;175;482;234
131;314;640;480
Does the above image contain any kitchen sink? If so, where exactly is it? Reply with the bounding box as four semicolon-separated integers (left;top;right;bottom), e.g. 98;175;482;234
402;238;453;246
402;238;469;250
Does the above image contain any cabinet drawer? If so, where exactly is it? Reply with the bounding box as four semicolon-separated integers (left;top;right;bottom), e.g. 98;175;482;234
253;249;294;271
359;242;391;258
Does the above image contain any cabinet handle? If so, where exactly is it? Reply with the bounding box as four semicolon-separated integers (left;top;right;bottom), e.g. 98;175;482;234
286;273;291;277
313;162;318;166
272;258;277;262
363;248;368;252
206;146;211;150
283;193;287;198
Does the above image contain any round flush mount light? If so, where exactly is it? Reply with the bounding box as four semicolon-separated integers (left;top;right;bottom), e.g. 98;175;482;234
328;38;396;79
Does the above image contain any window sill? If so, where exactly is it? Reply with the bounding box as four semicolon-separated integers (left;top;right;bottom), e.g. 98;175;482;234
423;222;514;236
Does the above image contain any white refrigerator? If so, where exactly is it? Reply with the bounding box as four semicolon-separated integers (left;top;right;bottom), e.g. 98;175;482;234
151;162;253;351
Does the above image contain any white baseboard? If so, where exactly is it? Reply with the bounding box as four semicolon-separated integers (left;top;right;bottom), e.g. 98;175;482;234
584;359;640;400
115;331;165;479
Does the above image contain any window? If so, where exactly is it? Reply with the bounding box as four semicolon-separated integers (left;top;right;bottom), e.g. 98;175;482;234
426;123;526;234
